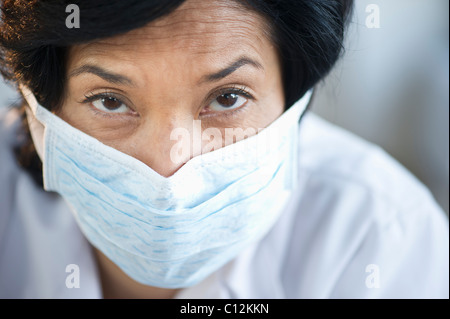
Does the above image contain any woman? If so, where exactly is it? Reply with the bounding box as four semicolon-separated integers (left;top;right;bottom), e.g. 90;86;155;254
0;0;448;299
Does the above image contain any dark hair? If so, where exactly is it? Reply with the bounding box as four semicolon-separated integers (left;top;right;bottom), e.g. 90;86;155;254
0;0;353;185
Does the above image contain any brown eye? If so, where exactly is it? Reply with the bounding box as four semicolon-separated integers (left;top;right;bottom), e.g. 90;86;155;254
91;95;129;114
216;93;239;108
208;93;247;112
102;96;123;110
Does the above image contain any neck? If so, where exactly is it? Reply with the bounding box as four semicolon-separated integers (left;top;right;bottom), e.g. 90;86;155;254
93;247;181;299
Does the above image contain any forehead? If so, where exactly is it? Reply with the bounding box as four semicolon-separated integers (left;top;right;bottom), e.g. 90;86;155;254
69;0;272;67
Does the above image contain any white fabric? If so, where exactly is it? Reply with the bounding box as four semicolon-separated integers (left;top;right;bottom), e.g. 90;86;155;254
0;106;448;298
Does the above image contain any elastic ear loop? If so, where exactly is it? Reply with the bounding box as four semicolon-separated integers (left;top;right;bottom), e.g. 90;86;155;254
20;85;46;161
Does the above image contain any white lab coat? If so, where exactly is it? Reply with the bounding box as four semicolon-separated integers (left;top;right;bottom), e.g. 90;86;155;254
0;106;448;298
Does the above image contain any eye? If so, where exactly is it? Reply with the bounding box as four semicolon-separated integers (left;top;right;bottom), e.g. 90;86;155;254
91;95;129;113
207;90;250;112
82;92;133;115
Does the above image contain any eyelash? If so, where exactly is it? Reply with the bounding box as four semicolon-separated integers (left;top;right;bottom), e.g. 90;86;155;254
83;90;121;106
212;85;253;100
81;85;254;118
204;85;254;117
81;90;133;119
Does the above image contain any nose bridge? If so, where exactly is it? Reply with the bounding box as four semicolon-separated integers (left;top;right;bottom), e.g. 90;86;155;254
138;110;196;177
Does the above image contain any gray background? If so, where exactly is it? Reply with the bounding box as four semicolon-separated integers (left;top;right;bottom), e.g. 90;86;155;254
311;0;449;215
0;0;448;215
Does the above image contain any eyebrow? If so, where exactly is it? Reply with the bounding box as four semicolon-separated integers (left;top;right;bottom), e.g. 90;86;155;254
69;65;135;86
69;56;263;86
201;57;264;83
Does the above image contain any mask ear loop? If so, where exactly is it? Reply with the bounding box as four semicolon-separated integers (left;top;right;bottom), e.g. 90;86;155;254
20;85;45;161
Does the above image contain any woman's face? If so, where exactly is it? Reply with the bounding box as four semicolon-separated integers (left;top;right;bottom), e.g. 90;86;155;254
59;0;284;177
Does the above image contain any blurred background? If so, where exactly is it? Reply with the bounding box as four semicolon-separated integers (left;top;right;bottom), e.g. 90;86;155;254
0;0;448;215
311;0;449;215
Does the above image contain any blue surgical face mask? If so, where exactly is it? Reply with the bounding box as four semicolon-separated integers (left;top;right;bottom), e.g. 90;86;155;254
22;86;312;289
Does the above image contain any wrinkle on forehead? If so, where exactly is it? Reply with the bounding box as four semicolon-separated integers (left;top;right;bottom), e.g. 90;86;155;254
66;0;280;96
72;0;271;57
